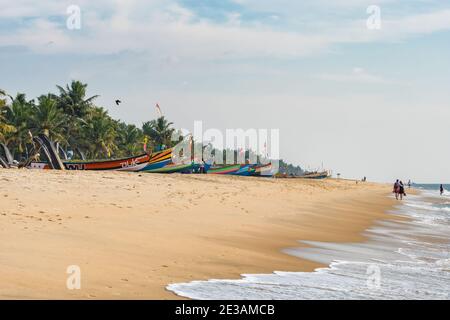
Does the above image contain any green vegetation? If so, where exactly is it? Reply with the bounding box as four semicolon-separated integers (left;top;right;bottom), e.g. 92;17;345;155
0;81;177;161
278;160;304;176
1;82;305;175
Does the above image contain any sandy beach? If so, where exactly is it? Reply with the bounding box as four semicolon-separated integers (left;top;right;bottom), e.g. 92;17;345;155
0;169;396;299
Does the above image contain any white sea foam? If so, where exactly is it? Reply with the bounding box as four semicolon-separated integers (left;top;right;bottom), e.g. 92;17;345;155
167;190;450;300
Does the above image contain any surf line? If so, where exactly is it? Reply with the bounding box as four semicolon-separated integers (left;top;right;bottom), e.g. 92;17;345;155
175;304;209;318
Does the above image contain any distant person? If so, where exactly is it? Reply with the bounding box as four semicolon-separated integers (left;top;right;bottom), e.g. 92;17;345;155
393;179;400;200
407;180;411;188
440;184;444;196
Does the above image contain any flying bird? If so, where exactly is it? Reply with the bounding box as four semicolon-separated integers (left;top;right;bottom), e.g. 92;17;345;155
115;99;121;106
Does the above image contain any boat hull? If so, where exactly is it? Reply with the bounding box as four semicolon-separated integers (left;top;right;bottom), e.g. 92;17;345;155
300;171;329;179
29;149;171;172
233;164;256;176
140;149;198;173
141;162;195;173
207;164;241;175
253;163;274;177
64;154;151;171
206;164;257;176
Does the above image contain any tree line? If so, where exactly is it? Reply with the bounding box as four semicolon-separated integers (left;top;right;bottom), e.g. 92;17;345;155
0;81;177;161
1;81;305;175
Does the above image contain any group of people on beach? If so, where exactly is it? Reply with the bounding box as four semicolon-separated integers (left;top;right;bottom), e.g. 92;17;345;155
394;180;445;199
393;180;407;200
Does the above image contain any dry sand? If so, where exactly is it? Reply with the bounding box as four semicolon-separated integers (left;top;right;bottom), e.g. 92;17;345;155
0;169;397;299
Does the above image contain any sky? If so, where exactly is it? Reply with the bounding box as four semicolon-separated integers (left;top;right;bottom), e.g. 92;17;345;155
1;0;450;182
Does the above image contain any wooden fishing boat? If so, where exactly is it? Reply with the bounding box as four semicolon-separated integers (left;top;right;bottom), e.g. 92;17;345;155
29;146;171;171
206;164;242;175
252;163;274;177
233;164;256;176
139;148;172;171
29;144;196;173
300;170;330;179
141;162;195;173
25;132;196;173
206;164;256;175
139;148;199;173
27;134;151;171
29;152;152;171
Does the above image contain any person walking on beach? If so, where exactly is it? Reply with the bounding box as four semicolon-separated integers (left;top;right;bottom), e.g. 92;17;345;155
393;180;400;200
399;181;406;200
440;184;444;196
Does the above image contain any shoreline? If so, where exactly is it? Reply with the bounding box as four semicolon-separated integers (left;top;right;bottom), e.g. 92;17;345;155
0;169;397;299
169;187;450;300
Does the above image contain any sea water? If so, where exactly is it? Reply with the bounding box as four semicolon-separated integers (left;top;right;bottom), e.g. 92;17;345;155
167;184;450;300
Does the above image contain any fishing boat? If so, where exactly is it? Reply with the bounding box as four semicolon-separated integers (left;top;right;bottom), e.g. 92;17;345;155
252;163;274;177
30;148;197;173
206;164;242;175
206;164;256;176
300;170;330;179
138;148;172;172
139;143;199;173
233;164;257;176
27;133;197;173
29;152;153;171
141;162;196;173
27;134;163;171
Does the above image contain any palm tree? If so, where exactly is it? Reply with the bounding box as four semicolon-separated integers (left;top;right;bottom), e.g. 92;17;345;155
115;122;144;156
56;81;99;153
31;95;67;141
80;107;117;159
2;83;187;162
3;93;33;159
56;81;99;118
142;116;175;150
0;89;16;144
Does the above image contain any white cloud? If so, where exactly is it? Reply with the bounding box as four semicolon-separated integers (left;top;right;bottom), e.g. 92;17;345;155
0;2;331;58
1;2;450;60
0;0;63;18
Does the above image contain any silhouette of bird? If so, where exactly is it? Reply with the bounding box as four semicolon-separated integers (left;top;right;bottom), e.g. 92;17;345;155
115;99;121;106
